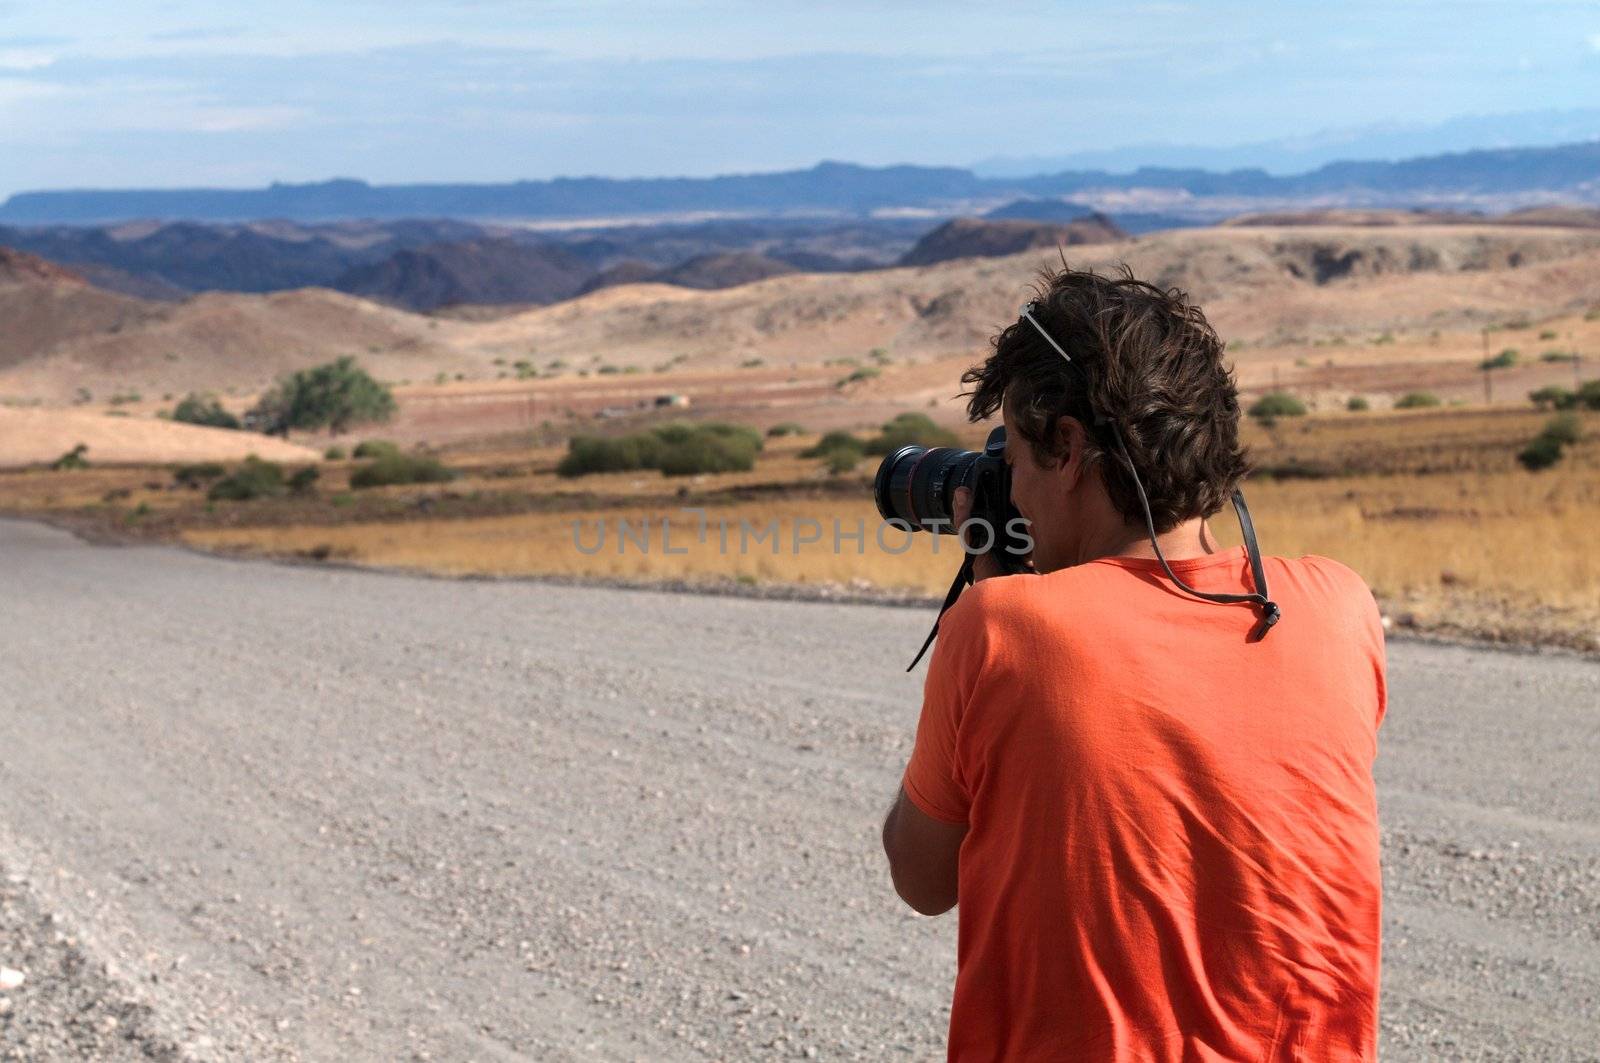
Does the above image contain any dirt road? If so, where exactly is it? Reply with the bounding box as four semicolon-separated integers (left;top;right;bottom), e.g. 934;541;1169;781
0;518;1596;1060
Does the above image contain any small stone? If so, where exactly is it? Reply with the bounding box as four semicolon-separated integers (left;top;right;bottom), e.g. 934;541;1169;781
0;967;24;990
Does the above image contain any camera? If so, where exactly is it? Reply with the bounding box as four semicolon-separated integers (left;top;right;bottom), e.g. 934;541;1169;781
873;425;1031;571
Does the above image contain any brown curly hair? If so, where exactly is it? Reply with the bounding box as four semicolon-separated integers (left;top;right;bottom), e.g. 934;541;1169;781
962;264;1250;534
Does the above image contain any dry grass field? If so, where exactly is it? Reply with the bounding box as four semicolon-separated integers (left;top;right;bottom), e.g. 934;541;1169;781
45;407;1564;653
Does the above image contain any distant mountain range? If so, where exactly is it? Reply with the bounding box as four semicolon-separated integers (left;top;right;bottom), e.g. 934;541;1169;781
4;139;1599;226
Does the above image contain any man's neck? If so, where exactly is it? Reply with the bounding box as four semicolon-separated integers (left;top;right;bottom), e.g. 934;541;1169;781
1076;516;1216;567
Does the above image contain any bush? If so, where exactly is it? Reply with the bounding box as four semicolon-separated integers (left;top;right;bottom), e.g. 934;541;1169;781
208;457;285;501
51;443;89;470
766;422;806;438
248;357;395;436
1540;350;1578;363
1540;413;1582;447
1248;392;1308;419
823;448;861;474
1518;435;1564;471
172;462;225;488
556;422;761;478
653;432;759;476
836;366;881;388
170;393;240;430
1579;380;1600;411
1395;391;1441;409
864;412;960;454
1529;385;1574;411
801;430;866;460
1345;396;1370;412
324;445;347;460
348;454;456;489
1480;348;1518;370
288;466;321;495
352;439;400;459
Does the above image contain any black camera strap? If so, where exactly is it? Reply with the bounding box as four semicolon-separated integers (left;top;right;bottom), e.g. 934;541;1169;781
907;553;972;672
1110;423;1280;642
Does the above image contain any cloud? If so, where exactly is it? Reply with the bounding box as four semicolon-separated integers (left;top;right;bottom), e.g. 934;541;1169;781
0;47;58;71
1588;33;1600;52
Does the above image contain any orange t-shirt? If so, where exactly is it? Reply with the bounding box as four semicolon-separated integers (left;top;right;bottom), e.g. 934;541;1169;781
903;546;1387;1061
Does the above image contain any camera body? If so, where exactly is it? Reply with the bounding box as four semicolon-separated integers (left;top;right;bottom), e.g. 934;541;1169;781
873;426;1031;573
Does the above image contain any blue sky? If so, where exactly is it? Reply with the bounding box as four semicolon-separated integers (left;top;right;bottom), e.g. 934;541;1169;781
2;1;1599;196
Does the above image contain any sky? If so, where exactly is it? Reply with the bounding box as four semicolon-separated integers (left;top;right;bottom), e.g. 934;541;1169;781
2;1;1600;197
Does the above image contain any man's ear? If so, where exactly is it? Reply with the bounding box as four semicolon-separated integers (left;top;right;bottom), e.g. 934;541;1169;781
1054;416;1090;490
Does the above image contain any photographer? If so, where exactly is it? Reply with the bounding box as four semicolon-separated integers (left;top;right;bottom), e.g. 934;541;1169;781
881;267;1387;1060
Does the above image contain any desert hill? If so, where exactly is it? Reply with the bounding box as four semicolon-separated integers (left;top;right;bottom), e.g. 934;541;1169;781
898;214;1125;266
6;223;1600;406
0;247;155;371
332;238;591;311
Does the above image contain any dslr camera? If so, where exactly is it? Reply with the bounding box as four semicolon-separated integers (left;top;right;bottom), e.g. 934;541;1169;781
872;425;1032;572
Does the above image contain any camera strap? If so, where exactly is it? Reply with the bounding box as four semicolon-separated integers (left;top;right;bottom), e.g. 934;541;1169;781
907;553;972;672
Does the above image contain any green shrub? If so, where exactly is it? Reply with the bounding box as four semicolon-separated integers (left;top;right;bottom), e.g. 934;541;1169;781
824;448;861;474
1579;380;1600;411
556;422;761;478
208;457;285;501
1540;350;1578;363
172;462;225;488
1395;391;1441;409
352;439;401;459
1480;348;1518;370
348;454;456;489
766;422;806;438
1538;329;1558;341
288;466;321;495
836;366;881;388
801;431;866;460
1529;385;1574;411
1539;413;1582;447
1248;392;1308;419
653;432;759;476
248;357;395;436
1345;396;1370;412
864;412;960;454
170;393;240;430
51;443;89;470
1518;435;1564;471
323;445;347;460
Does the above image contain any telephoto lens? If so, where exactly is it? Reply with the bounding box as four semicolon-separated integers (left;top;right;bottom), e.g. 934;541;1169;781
873;426;1008;531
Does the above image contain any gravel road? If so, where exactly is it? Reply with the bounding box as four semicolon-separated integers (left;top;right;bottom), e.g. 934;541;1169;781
1;517;1596;1061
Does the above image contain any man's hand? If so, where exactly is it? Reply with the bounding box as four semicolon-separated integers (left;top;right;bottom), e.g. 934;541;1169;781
953;485;1011;582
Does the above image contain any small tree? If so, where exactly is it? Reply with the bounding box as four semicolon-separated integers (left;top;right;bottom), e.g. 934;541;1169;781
171;393;241;430
248;357;396;437
1529;385;1574;411
1345;396;1370;412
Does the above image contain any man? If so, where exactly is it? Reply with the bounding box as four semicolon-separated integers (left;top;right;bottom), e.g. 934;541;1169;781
881;266;1387;1061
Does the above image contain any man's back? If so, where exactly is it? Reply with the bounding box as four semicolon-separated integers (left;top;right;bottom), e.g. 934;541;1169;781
903;546;1387;1061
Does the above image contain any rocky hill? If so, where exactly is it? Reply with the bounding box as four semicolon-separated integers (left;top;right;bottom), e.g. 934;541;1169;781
332;238;592;311
898;214;1125;267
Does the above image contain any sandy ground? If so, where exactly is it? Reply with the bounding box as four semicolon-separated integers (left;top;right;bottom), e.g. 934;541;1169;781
0;408;320;469
0;519;1597;1061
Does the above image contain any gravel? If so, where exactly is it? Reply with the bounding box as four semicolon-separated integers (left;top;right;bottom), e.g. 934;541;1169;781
0;517;1596;1061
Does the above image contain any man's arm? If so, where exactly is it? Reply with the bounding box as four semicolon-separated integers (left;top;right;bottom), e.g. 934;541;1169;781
881;787;967;916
